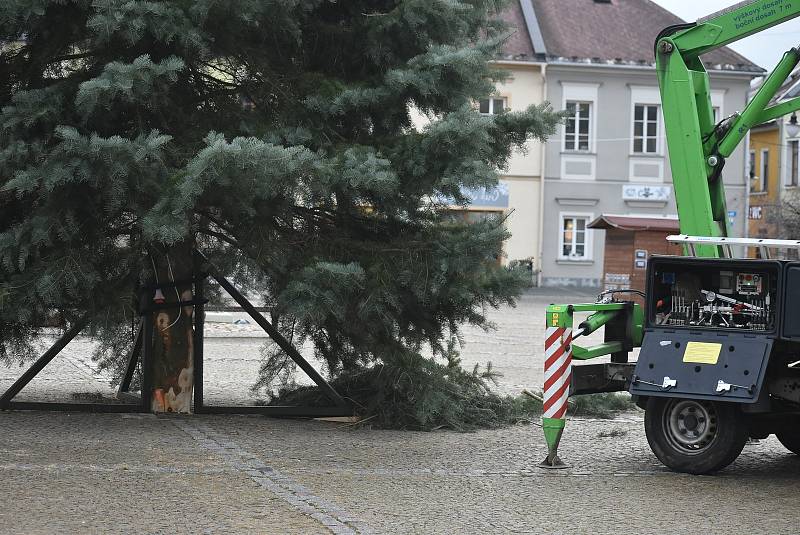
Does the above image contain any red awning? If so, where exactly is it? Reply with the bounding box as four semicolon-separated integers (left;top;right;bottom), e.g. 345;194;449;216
588;215;680;232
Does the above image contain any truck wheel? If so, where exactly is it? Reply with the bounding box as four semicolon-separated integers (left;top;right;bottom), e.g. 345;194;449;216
776;429;800;455
644;397;748;474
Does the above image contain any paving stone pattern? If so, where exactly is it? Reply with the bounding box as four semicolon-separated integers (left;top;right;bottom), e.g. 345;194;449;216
1;411;798;534
172;418;375;534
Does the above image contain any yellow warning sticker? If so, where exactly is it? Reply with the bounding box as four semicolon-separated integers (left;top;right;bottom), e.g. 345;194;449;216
683;342;722;365
551;313;559;327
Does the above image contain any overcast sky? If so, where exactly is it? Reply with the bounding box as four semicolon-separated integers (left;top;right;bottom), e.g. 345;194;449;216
651;0;800;71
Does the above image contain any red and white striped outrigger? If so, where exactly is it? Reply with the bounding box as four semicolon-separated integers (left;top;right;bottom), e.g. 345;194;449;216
540;307;573;469
543;325;572;421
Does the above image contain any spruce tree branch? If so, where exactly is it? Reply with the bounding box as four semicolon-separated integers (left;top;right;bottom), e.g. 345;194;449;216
189;67;240;88
199;227;241;249
50;51;98;64
196;60;243;84
197;210;237;235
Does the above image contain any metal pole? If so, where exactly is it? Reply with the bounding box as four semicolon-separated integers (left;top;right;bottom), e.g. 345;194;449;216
193;253;205;412
0;316;89;407
118;318;144;394
141;311;153;412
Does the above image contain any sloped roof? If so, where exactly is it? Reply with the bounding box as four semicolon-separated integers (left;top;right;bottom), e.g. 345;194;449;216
588;215;680;232
499;0;764;73
498;0;537;60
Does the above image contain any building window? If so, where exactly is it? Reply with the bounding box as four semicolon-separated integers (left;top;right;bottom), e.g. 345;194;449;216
633;104;659;154
710;89;726;123
758;148;770;193
565;101;591;152
749;150;756;180
560;215;591;260
479;97;507;115
790;141;799;187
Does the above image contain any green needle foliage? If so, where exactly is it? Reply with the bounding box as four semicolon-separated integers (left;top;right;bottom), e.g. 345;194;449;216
0;0;560;427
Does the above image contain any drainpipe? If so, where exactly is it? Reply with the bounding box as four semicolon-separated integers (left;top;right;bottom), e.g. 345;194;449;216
536;63;547;287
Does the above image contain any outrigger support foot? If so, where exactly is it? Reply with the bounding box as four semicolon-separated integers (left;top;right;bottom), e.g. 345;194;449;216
539;417;570;469
539;453;569;470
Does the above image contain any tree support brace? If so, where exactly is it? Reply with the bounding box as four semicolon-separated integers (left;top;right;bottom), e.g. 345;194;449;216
1;251;352;418
195;250;350;413
0;315;147;413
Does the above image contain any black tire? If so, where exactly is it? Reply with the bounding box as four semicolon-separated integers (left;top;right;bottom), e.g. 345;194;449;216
776;428;800;455
644;397;748;474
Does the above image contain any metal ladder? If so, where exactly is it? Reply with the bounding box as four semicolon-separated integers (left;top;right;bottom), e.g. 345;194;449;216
667;235;800;259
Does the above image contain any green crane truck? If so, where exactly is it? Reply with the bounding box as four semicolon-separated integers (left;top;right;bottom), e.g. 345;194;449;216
541;0;800;475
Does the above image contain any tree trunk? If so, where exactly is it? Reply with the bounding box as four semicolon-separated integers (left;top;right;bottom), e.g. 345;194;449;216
148;242;195;413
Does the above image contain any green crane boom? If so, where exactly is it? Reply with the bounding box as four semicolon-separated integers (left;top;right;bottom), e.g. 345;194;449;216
657;1;800;257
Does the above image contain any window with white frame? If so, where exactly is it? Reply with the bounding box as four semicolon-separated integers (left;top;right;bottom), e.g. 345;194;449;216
629;87;663;157
711;89;726;122
479;97;507;115
791;141;799;187
758;148;770;193
633;104;659;154
564;101;592;151
749;150;756;180
560;214;591;260
562;83;598;155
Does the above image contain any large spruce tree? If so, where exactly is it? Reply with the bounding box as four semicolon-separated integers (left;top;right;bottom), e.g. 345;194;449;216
0;1;559;425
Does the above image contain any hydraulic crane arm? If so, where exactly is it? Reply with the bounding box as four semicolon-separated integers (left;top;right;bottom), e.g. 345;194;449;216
656;0;800;257
667;0;800;56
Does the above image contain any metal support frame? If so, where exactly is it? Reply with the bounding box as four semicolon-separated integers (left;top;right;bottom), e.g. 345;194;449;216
1;252;351;418
570;362;636;396
140;307;153;413
117;318;144;395
0;315;145;412
195;251;351;416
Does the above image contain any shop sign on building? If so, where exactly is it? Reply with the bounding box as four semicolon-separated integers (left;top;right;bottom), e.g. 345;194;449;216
604;273;631;292
459;182;510;208
622;185;671;202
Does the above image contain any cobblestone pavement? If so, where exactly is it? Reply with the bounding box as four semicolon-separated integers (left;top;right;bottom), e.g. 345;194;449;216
2;288;799;533
1;411;799;534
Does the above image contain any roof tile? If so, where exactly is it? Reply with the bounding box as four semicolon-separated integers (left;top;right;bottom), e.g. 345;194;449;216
498;0;536;59
500;0;763;72
588;215;681;232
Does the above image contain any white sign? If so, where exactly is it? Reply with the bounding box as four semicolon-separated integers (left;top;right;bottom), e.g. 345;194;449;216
461;183;510;208
623;185;671;202
604;273;631;292
439;182;510;208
